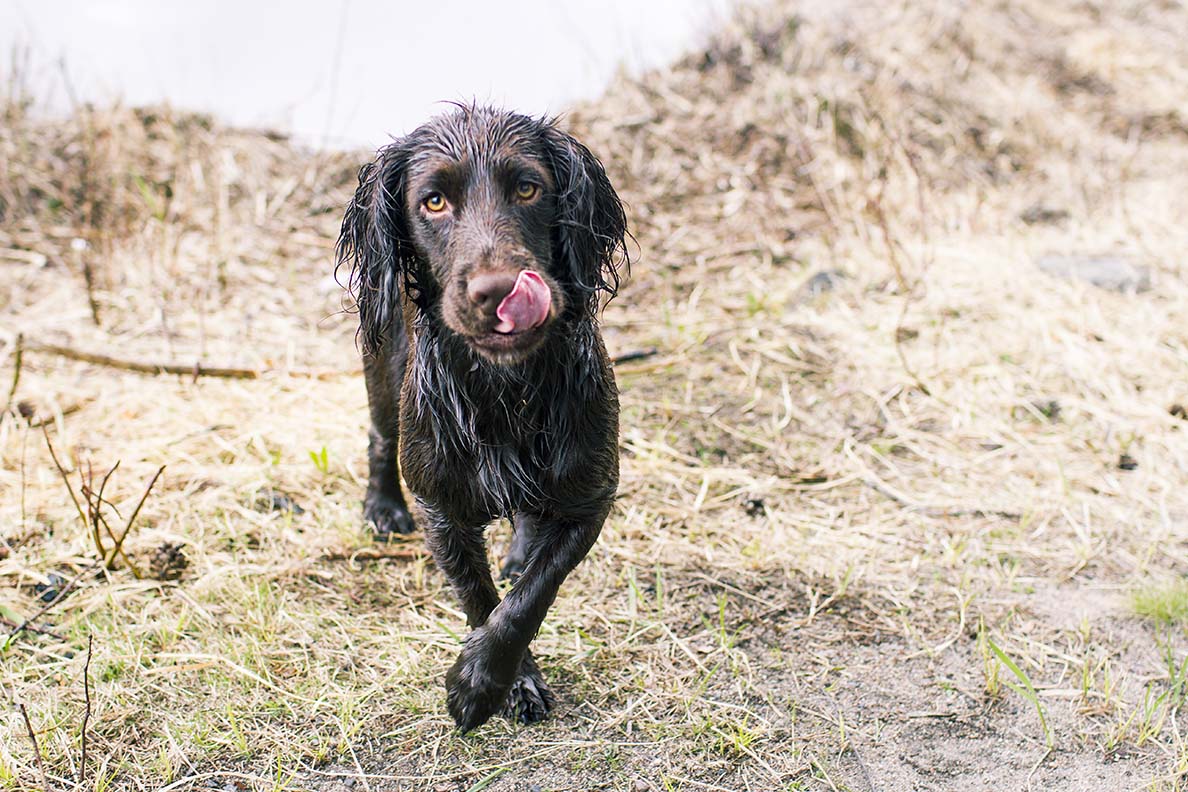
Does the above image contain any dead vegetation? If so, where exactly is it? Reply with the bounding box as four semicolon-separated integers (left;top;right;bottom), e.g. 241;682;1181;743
2;0;1188;790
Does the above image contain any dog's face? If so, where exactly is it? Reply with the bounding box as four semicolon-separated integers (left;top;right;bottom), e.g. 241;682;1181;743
339;107;629;366
402;118;565;364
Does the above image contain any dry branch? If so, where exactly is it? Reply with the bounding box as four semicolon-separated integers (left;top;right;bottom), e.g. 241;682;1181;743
19;703;51;792
0;618;65;641
20;339;655;380
320;547;424;563
105;465;165;574
610;347;659;365
21;340;355;380
41;427;93;550
3;332;21;417
79;635;93;786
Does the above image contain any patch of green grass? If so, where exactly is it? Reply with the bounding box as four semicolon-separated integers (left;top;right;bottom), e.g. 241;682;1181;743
987;637;1053;750
1133;580;1188;625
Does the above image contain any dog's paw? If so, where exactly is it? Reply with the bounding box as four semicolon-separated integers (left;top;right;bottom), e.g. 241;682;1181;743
501;664;554;725
445;629;516;732
363;493;416;539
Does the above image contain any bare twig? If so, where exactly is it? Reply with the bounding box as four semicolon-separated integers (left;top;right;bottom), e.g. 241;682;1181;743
3;332;21;418
862;478;1021;521
25;403;85;428
41;427;94;550
21;340;354;380
79;461;139;573
104;465;165;575
0;617;65;641
321;547;423;563
79;634;93;786
610;347;659;365
19;702;52;792
92;462;121;519
97;510;140;576
80;258;102;327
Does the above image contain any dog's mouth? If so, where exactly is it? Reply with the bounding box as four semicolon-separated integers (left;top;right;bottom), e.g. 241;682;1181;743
493;270;551;334
464;270;553;362
468;325;545;359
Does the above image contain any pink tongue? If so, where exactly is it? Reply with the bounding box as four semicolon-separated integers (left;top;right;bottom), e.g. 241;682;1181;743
494;270;551;334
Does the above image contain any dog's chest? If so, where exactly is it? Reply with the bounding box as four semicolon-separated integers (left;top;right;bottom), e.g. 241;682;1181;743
403;372;574;518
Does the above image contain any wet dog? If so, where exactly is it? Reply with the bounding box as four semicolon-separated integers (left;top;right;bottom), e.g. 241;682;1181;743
336;106;628;731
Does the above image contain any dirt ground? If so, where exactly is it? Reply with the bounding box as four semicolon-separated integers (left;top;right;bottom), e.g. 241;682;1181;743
2;0;1188;790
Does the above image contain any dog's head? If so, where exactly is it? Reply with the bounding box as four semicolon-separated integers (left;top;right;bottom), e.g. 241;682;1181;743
337;106;629;365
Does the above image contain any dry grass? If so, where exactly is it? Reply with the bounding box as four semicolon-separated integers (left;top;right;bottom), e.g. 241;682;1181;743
2;0;1188;790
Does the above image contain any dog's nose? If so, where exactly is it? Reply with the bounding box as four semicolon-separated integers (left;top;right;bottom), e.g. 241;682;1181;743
466;272;517;315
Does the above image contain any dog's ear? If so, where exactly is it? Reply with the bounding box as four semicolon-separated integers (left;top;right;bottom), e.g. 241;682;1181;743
336;140;420;355
542;124;630;315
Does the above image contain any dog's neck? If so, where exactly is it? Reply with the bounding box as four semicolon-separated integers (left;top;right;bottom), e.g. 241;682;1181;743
402;314;612;514
406;314;605;449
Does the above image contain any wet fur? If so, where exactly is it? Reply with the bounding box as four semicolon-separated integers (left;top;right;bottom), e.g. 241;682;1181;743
336;106;628;731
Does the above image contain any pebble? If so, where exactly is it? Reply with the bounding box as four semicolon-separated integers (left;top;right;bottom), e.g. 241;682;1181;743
794;269;846;303
1036;254;1151;293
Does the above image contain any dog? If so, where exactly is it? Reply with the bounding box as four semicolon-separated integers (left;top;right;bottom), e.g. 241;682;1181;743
336;105;629;731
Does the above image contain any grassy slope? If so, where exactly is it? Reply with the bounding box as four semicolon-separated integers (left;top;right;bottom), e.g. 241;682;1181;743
2;0;1187;790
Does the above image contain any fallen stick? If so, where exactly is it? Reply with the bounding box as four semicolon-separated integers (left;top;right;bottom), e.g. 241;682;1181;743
321;547;424;563
610;347;659;365
0;617;65;641
21;339;657;379
22;341;356;381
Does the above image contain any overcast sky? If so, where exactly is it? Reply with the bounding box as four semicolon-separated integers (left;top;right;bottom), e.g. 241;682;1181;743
2;0;735;149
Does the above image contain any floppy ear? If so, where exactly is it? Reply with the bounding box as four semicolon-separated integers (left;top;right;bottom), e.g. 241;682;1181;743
335;141;420;355
542;124;630;316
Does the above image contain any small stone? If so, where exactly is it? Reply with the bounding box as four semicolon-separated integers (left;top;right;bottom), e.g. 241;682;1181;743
743;497;767;517
1036;254;1151;293
255;490;305;515
634;781;652;792
33;572;65;603
1019;204;1069;225
794;269;846;303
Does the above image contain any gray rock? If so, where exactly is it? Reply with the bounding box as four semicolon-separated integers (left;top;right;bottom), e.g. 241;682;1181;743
794;269;846;303
1019;204;1069;225
1036;254;1151;293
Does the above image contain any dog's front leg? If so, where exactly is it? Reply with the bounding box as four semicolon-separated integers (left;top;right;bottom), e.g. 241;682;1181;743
362;341;416;537
445;509;607;731
418;499;501;630
418;498;540;728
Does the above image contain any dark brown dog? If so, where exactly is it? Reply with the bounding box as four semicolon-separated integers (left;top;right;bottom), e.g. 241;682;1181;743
336;105;629;731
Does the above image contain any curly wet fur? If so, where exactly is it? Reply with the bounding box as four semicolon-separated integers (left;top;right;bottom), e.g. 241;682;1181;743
336;105;629;732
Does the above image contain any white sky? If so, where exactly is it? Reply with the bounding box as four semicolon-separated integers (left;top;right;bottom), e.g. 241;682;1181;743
2;0;735;150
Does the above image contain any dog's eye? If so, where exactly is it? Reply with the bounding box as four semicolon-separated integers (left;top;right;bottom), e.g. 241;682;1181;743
423;192;447;213
515;181;539;202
